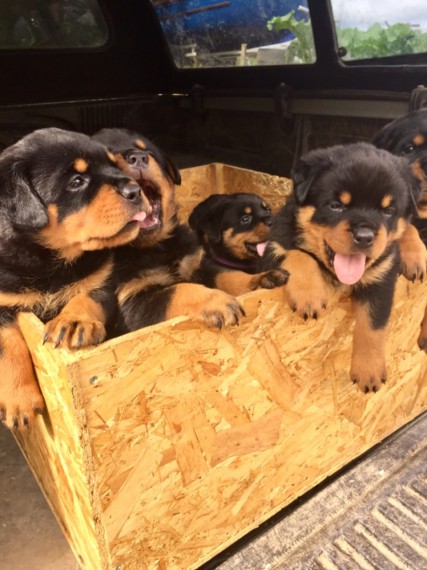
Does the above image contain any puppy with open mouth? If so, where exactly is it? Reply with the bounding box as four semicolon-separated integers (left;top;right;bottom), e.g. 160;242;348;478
261;142;419;393
93;128;176;245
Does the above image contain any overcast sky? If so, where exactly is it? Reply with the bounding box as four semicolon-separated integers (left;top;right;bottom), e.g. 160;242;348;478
329;0;427;31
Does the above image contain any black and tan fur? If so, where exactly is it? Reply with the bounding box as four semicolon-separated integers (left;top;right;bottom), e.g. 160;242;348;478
373;109;427;352
373;109;427;280
260;142;419;393
0;127;151;429
189;193;277;288
92;129;287;333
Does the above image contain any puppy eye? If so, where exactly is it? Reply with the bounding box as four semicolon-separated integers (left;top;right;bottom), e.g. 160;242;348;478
240;214;252;225
401;144;415;155
383;206;395;217
329;201;345;212
68;175;88;191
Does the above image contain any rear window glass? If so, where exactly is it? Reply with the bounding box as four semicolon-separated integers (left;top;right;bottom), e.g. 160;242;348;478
330;0;427;61
151;0;315;68
0;1;108;49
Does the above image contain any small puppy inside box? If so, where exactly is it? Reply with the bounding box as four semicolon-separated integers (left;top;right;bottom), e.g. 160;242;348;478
189;192;278;288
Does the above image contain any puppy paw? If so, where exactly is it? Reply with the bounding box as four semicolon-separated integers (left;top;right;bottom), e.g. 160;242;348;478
286;280;329;320
250;268;289;290
400;252;426;282
350;362;387;393
280;252;331;320
167;283;245;328
43;316;106;349
200;291;245;328
399;226;427;282
0;382;44;430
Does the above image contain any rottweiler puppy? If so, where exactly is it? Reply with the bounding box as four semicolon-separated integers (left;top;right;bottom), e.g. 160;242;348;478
188;193;273;281
92;128;288;334
260;142;419;393
372;109;427;353
373;109;427;281
0;127;151;429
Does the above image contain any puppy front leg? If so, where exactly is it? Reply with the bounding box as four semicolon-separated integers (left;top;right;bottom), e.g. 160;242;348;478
350;301;388;393
281;249;332;319
43;292;109;349
166;283;245;327
116;283;245;332
350;264;398;392
214;268;289;296
43;259;115;349
0;320;44;429
195;257;288;297
398;223;427;282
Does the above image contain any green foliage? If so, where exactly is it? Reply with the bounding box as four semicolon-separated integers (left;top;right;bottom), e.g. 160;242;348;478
267;12;427;64
267;10;315;64
337;23;427;59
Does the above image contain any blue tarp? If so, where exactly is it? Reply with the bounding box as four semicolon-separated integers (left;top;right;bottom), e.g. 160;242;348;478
153;0;309;50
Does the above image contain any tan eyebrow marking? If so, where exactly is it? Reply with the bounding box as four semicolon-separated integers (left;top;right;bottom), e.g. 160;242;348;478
413;134;426;146
135;139;147;150
381;194;392;208
73;158;88;173
339;191;352;205
107;151;116;163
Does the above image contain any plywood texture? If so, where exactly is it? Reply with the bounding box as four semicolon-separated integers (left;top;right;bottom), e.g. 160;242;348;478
12;164;427;570
178;163;292;222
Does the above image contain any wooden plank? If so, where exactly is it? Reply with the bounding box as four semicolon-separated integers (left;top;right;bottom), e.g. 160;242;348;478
15;313;110;570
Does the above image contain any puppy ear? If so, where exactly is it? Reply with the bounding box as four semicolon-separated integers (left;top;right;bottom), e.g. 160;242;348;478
189;195;225;243
406;162;423;218
292;150;332;204
164;156;181;185
146;138;181;185
11;169;48;229
372;123;395;150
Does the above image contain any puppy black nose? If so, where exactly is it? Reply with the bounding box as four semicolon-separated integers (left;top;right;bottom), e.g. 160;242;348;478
352;227;375;248
126;151;149;170
118;182;142;204
265;217;273;227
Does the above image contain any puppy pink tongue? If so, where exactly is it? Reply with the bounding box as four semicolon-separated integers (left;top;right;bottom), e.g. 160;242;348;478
132;210;159;229
333;253;366;285
256;241;268;256
132;211;147;224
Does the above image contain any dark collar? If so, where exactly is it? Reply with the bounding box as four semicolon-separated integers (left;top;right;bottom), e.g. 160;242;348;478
212;255;258;271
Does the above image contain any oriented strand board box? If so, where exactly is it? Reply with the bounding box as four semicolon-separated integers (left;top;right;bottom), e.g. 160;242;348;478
14;164;427;570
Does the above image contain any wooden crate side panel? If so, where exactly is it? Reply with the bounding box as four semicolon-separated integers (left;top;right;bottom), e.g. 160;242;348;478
219;163;292;211
72;279;427;569
16;313;110;570
178;163;292;223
